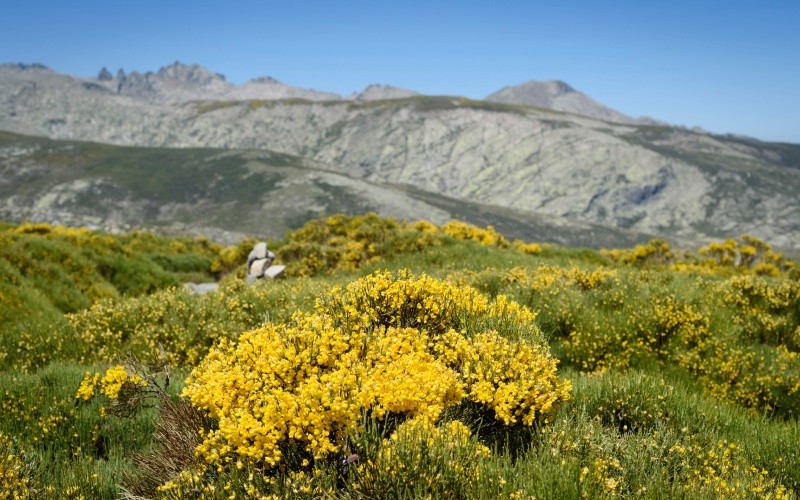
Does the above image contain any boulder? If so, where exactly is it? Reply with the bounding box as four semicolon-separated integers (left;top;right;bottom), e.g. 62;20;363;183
185;282;219;295
249;258;269;277
252;242;268;259
247;242;272;269
246;242;283;282
263;265;285;279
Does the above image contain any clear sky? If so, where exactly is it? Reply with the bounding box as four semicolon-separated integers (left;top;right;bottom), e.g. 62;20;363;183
2;0;799;143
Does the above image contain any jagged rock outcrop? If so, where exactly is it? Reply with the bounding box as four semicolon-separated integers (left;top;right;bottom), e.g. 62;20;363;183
97;67;113;81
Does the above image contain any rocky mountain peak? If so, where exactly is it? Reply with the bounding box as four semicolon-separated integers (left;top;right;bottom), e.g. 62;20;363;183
353;84;419;101
0;62;51;73
156;61;226;84
487;80;577;107
97;67;113;81
546;80;576;94
249;76;281;84
486;79;640;124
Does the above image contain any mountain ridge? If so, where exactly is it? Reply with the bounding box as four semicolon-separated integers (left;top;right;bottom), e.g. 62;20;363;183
3;61;653;120
1;62;798;249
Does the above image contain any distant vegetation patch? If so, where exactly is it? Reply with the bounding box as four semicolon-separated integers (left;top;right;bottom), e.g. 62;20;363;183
195;100;239;114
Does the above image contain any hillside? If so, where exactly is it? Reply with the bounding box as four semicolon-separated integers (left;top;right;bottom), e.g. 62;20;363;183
0;130;653;248
0;217;798;497
1;62;799;249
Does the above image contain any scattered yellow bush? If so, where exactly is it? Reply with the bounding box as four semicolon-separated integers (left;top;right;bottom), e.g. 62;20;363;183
442;220;509;248
513;239;542;255
76;365;146;402
601;239;674;265
278;214;438;276
699;234;790;275
183;271;570;469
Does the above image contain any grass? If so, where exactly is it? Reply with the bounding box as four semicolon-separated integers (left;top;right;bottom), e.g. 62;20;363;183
195;100;239;114
0;215;798;498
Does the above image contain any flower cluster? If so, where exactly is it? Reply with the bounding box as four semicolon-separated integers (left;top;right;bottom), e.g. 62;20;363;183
65;278;329;368
513;239;543;255
76;365;146;402
0;431;32;498
441;220;510;248
601;239;675;266
666;438;789;498
699;234;790;276
182;271;570;470
278;214;440;276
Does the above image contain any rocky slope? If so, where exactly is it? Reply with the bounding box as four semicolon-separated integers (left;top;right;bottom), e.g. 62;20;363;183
0;130;653;247
1;63;798;249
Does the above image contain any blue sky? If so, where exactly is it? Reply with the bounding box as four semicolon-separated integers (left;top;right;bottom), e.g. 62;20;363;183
2;0;799;143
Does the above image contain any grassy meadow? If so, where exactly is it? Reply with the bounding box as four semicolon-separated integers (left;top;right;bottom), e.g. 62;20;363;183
1;215;799;498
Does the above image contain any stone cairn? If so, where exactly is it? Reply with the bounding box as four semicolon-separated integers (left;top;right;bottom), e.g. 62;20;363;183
247;242;285;284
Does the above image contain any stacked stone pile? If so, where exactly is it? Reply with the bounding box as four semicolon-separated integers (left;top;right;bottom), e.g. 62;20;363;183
247;242;285;284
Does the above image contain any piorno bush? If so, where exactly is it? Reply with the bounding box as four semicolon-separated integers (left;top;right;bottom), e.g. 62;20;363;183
182;270;571;473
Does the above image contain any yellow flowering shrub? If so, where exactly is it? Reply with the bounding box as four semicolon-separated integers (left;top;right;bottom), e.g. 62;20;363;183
353;417;494;498
442;220;510;248
321;270;542;342
278;214;441;276
76;365;146;402
699;234;790;276
513;239;542;255
434;330;570;425
717;275;800;350
411;219;439;234
67;280;283;367
74;364;157;420
182;271;570;470
601;239;674;266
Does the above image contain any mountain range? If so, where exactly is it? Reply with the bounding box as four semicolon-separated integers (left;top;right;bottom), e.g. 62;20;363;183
1;61;798;250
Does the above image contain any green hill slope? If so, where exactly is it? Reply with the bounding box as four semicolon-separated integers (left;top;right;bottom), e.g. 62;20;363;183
0;216;798;497
0;130;654;248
